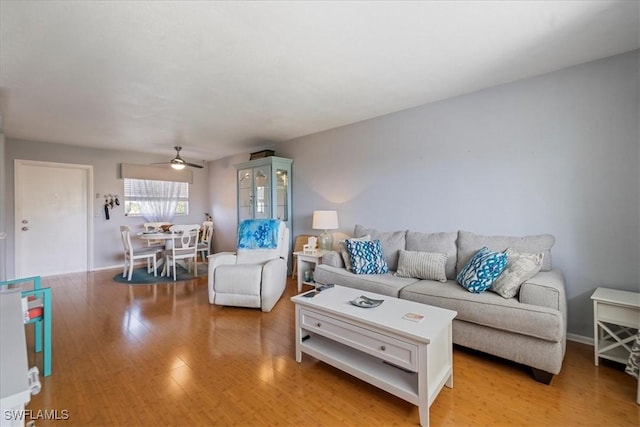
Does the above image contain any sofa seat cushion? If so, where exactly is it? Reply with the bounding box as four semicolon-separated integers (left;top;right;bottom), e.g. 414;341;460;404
399;279;563;342
314;264;419;297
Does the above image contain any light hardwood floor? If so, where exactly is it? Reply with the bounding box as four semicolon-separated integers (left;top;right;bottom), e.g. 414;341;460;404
22;270;639;426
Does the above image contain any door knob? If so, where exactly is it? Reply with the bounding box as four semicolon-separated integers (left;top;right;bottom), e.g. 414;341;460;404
22;227;29;231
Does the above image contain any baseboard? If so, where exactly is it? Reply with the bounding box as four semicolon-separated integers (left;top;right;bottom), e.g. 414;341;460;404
567;333;593;346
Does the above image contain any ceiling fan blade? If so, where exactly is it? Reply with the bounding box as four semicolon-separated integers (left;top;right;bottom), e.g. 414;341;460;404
149;146;203;168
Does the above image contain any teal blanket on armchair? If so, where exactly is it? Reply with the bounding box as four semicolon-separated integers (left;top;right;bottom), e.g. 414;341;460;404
238;219;280;249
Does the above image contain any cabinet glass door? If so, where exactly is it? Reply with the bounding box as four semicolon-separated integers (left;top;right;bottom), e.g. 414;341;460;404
238;168;253;221
276;168;288;221
253;165;271;219
235;157;292;233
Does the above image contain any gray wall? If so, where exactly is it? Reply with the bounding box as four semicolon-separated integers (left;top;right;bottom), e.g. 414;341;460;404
207;153;248;254
3;140;210;277
209;50;639;339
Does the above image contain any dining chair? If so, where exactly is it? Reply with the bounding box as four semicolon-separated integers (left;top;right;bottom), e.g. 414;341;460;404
166;224;200;281
198;221;214;263
143;222;171;248
0;276;52;376
120;225;163;281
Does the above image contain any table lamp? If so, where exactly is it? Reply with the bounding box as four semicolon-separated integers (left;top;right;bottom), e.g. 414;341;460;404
312;210;339;251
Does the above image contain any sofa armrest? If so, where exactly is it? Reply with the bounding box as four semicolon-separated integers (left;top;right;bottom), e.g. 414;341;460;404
519;270;567;315
322;251;345;269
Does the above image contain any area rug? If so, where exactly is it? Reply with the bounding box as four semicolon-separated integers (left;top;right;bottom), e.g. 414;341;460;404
113;264;208;284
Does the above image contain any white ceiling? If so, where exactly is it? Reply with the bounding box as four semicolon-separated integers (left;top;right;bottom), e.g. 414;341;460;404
1;1;638;162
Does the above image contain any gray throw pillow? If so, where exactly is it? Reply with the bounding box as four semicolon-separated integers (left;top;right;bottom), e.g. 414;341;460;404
338;235;370;272
394;250;448;282
491;247;544;299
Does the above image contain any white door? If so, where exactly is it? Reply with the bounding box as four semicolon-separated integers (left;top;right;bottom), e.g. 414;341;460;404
15;160;93;277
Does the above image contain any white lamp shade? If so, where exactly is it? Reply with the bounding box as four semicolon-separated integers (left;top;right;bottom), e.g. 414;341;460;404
312;210;338;230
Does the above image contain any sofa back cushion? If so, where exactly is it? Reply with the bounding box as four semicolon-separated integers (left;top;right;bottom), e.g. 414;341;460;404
406;231;458;279
456;230;555;275
354;225;406;271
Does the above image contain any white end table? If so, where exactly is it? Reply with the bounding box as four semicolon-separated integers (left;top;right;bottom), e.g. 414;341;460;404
293;250;328;292
591;287;640;366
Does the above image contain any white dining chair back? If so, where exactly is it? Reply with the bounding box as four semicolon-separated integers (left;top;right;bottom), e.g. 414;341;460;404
120;225;163;281
166;224;201;281
143;222;171;247
198;221;214;262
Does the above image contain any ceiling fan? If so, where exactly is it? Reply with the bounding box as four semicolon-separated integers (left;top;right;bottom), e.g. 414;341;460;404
154;146;203;170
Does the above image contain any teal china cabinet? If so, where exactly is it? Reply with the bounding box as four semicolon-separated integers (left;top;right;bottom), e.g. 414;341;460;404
235;156;292;232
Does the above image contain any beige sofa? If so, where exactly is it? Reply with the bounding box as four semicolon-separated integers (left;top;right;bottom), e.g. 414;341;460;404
314;225;567;384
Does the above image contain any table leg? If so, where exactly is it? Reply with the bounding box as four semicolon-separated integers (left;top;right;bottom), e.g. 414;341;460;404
295;306;302;362
297;256;304;292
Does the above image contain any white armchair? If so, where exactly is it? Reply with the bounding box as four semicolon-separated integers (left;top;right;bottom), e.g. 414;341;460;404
208;219;289;312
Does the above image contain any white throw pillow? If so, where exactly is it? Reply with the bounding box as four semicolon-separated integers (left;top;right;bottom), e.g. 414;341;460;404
394;250;448;282
491;247;544;298
338;235;370;272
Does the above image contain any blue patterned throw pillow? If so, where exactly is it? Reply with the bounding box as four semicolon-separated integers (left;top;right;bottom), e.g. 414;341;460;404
456;247;508;293
345;239;389;275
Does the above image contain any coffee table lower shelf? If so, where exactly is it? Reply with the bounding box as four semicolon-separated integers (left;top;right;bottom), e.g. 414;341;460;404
301;334;423;403
294;309;453;426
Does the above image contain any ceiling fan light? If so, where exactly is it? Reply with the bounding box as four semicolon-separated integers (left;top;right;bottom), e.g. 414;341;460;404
171;162;186;170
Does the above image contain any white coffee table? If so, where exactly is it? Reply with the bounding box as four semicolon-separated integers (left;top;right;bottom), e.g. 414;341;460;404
291;285;457;427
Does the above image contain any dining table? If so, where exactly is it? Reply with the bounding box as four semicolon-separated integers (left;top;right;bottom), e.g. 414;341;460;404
137;230;198;277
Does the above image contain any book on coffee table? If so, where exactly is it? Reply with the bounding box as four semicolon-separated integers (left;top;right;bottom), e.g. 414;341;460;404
403;312;425;323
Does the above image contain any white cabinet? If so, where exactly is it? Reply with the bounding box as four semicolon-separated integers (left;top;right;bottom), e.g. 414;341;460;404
591;287;640;365
235;157;292;232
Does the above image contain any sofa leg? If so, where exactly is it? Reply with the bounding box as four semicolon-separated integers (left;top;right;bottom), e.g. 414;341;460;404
531;368;554;384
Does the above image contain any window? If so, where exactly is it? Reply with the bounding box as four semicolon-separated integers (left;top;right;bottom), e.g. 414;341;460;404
124;178;189;221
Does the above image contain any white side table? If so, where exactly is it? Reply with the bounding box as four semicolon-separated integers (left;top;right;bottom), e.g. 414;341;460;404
591;287;640;366
293;250;328;292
